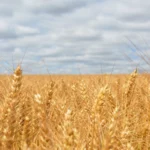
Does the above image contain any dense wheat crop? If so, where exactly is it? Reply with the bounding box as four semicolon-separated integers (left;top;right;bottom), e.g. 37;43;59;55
0;66;150;150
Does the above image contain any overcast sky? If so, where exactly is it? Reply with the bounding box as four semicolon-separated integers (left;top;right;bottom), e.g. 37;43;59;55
0;0;150;74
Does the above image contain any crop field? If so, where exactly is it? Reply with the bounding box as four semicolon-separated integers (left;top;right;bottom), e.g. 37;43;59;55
0;66;150;150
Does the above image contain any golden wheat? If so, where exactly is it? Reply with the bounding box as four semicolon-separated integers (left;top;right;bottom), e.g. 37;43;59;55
0;66;149;149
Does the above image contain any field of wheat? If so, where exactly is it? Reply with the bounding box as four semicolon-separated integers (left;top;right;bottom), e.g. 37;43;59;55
0;66;149;150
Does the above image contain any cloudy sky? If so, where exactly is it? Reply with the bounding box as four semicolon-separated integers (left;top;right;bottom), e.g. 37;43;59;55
0;0;150;74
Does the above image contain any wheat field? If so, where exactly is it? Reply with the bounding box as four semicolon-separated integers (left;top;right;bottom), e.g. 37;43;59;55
0;66;149;150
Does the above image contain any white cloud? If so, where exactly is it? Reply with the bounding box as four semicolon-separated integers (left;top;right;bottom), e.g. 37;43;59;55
15;25;39;35
0;21;9;31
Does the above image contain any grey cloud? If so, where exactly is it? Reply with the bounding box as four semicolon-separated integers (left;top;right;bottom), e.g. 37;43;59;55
120;13;150;23
23;0;97;15
0;31;17;39
0;0;21;17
